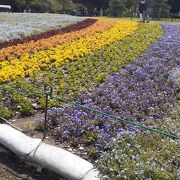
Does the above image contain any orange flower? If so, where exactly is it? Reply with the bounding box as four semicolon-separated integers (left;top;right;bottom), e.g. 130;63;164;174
0;20;116;62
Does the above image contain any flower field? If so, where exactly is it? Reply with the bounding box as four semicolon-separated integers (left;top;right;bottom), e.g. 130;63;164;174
0;21;138;82
0;13;85;44
0;13;179;179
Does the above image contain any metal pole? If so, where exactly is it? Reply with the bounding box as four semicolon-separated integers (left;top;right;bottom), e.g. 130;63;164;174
43;84;53;140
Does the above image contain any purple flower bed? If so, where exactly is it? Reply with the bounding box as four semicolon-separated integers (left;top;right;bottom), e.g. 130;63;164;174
36;105;137;157
77;23;180;123
36;24;180;157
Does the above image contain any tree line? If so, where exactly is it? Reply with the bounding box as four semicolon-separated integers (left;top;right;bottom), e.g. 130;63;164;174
0;0;179;18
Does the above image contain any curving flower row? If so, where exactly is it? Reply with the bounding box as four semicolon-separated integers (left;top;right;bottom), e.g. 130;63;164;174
1;14;179;179
0;18;97;49
0;21;138;82
0;20;115;61
0;13;85;44
34;24;164;148
33;24;179;179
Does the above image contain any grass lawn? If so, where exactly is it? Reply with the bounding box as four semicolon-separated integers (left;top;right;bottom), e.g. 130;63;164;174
92;16;180;23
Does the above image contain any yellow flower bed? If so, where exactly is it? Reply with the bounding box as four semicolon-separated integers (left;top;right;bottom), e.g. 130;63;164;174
0;22;138;82
0;20;115;62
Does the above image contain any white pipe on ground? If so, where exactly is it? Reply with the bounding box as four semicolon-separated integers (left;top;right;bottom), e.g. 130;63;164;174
0;124;100;180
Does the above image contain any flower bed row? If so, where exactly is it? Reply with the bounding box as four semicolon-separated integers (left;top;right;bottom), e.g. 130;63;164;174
0;13;85;44
0;18;96;50
41;23;162;100
0;20;114;61
0;22;138;82
34;23;179;179
0;23;162;119
0;15;179;179
98;129;179;179
33;23;163;148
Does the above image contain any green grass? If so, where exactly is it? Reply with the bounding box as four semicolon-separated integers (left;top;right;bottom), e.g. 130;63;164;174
0;13;6;21
92;16;180;23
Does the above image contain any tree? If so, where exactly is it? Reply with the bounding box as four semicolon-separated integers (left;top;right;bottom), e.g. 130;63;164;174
72;0;109;15
72;0;96;15
15;0;26;11
56;0;75;13
168;0;180;14
1;0;177;17
125;0;139;18
109;0;127;17
150;0;170;19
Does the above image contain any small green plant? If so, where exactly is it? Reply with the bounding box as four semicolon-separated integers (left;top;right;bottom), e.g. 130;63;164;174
171;106;180;120
18;101;35;116
90;148;97;159
0;105;14;119
11;93;35;117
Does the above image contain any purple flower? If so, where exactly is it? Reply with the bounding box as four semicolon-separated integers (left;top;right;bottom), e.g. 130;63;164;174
35;24;180;155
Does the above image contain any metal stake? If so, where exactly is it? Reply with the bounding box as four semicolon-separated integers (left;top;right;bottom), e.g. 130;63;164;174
43;84;53;140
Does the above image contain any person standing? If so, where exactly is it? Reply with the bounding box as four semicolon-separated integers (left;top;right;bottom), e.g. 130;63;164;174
138;0;150;23
138;0;144;21
142;0;150;23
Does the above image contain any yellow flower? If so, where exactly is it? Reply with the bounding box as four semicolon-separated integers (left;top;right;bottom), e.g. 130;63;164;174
0;21;138;82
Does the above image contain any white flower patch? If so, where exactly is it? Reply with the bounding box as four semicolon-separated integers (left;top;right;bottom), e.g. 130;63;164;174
170;66;180;88
0;13;85;43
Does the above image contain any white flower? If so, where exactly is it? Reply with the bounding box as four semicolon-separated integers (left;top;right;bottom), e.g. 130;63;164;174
0;13;85;43
120;170;125;174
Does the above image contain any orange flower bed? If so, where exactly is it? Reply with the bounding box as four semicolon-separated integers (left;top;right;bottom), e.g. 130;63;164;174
0;19;96;49
0;20;116;62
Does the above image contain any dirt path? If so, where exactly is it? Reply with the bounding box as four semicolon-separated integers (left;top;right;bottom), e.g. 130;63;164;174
0;146;41;180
